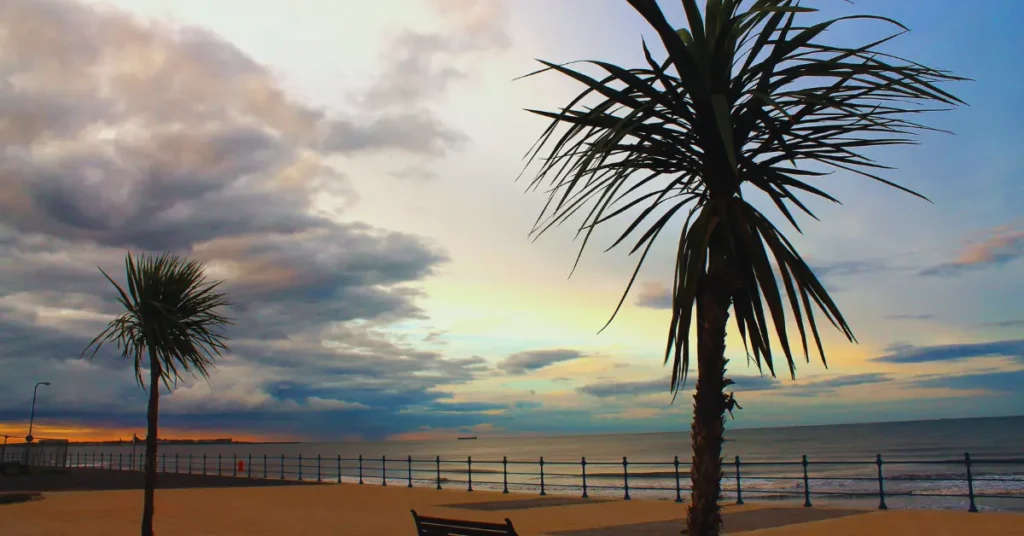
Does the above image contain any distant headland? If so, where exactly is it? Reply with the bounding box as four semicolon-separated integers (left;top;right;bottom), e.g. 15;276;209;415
68;437;299;446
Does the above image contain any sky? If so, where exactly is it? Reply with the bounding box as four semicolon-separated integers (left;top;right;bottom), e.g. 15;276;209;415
0;0;1021;443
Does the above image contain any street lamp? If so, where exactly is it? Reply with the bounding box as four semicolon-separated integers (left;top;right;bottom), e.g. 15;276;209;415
26;381;51;443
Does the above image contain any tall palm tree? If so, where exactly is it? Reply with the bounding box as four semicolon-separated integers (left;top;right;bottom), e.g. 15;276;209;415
82;252;231;536
519;1;963;534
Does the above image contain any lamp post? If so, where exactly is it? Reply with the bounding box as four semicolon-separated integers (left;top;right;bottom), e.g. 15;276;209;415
26;381;51;443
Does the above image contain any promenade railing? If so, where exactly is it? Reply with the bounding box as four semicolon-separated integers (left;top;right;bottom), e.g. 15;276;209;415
1;437;69;468
64;451;1023;512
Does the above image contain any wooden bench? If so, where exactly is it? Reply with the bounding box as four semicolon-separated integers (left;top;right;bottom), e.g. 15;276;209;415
411;509;518;535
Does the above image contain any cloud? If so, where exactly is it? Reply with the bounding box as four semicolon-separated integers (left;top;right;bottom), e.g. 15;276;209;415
305;397;370;412
887;314;935;321
358;0;511;111
634;282;672;309
578;374;780;398
873;339;1024;364
498;349;585;375
0;0;507;441
910;370;1024;393
577;378;665;398
333;0;510;164
775;373;890;398
982;320;1024;328
920;226;1024;277
810;260;893;279
577;372;890;400
322;113;467;156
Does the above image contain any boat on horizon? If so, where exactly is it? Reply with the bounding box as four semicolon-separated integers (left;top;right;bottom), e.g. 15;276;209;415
457;436;478;440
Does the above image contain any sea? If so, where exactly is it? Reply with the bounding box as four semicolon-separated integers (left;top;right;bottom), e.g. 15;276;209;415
64;416;1024;511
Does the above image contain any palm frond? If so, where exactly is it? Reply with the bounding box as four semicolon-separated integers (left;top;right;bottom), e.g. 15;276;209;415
81;252;233;391
520;0;965;394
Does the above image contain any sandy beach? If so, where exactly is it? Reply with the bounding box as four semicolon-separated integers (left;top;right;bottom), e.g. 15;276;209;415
2;475;1023;535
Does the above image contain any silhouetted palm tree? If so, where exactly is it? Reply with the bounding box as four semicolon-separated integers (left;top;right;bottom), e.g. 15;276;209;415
82;252;231;536
520;1;963;534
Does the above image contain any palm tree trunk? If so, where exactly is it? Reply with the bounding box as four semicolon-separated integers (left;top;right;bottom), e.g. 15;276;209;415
686;251;732;536
141;350;161;536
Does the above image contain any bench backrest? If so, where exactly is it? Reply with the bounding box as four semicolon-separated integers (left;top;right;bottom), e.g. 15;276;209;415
411;510;518;536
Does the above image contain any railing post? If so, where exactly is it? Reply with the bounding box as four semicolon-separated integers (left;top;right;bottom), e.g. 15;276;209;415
233;454;237;477
539;457;546;496
92;452;96;468
965;452;978;513
280;454;285;480
203;454;207;475
298;454;303;481
358;455;364;485
876;454;887;510
735;456;744;505
407;455;413;488
248;454;252;478
263;454;268;479
502;456;509;494
581;457;589;499
802;455;812;507
317;454;322;482
337;455;342;483
467;456;473;492
435;456;442;490
674;456;683;503
382;455;387;486
623;456;631;501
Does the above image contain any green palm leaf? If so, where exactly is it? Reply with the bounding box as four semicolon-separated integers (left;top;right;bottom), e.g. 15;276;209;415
519;2;964;532
82;252;232;390
521;0;965;392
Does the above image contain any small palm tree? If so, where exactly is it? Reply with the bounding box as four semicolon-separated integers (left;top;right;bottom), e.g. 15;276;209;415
82;252;231;536
520;1;963;534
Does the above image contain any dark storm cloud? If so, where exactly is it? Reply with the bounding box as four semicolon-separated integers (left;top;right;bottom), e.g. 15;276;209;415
498;349;585;375
873;340;1024;364
0;0;502;440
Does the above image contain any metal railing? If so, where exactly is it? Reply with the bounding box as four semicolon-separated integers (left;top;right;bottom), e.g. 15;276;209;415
1;437;69;468
64;451;1023;512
